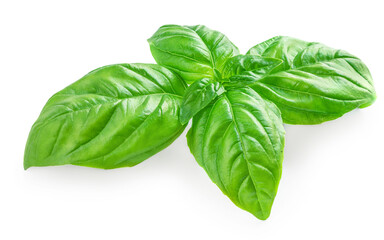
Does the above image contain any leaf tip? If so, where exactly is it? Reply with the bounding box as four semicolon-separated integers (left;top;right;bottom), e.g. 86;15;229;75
23;161;30;170
254;211;271;221
179;114;190;125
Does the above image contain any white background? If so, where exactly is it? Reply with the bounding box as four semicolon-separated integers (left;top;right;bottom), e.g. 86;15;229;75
1;0;383;239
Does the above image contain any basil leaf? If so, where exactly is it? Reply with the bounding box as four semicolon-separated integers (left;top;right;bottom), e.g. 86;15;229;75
24;64;187;170
221;55;283;86
180;78;225;125
187;87;285;220
246;36;376;124
148;24;239;84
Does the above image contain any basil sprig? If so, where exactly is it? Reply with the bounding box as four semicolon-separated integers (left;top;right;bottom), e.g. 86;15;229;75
25;25;376;220
148;25;375;219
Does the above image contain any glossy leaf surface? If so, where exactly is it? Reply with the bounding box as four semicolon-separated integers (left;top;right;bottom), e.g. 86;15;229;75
187;87;285;220
148;24;239;84
180;78;225;125
24;64;186;169
246;36;376;124
247;36;311;70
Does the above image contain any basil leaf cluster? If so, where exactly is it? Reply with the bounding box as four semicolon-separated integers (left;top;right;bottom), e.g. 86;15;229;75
25;24;376;220
149;25;376;219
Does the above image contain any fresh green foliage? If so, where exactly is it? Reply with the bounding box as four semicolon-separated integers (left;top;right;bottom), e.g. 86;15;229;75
148;25;376;219
246;36;376;124
187;87;285;220
25;25;377;221
24;64;186;169
180;78;225;124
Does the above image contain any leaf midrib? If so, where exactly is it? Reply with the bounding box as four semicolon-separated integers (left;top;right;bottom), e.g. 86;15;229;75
246;56;372;96
223;93;266;218
36;93;182;126
150;44;213;69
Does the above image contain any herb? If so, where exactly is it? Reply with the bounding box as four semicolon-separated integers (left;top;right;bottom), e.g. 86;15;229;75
25;25;376;220
148;25;375;219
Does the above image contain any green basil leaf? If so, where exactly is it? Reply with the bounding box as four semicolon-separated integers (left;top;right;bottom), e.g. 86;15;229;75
148;24;239;84
186;87;285;220
221;55;283;86
180;78;225;125
246;36;376;124
24;64;187;170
